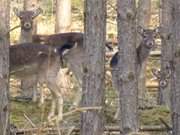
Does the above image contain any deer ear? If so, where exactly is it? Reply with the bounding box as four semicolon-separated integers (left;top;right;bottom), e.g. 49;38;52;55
154;27;161;37
137;26;144;34
32;8;42;18
151;68;161;79
13;7;21;17
166;69;171;78
154;26;161;33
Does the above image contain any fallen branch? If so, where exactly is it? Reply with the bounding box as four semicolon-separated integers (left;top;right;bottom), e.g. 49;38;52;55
12;125;172;134
48;106;102;123
23;113;36;128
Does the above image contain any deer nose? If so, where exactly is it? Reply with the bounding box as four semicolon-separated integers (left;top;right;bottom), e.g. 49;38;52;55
148;42;154;47
24;22;32;29
160;80;167;88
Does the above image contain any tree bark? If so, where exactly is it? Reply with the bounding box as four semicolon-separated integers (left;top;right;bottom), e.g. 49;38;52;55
24;0;38;34
55;0;72;33
80;0;106;135
117;0;138;134
0;0;10;134
159;0;173;108
171;0;180;134
137;0;151;108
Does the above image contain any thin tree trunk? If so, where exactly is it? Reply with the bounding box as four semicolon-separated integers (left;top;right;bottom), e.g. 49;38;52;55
0;0;10;134
171;0;180;134
55;0;72;33
159;0;173;108
80;0;106;135
117;0;138;134
137;0;151;108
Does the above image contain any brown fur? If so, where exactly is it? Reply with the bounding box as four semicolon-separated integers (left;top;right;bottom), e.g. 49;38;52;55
32;32;83;46
10;43;59;78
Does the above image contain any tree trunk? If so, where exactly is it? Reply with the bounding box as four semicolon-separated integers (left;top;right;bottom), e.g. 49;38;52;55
55;0;72;33
171;0;180;134
0;0;10;134
137;0;151;108
158;0;173;108
117;0;138;134
24;0;38;34
80;0;106;135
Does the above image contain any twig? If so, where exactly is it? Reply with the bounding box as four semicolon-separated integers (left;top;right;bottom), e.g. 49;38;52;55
48;106;102;122
8;25;21;34
2;25;21;38
107;1;117;12
67;126;75;135
23;113;36;128
159;117;171;130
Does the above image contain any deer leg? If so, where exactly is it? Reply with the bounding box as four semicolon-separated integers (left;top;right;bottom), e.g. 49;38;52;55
112;70;121;120
39;87;45;105
73;87;82;107
56;93;63;122
20;75;37;102
32;85;38;102
37;83;45;107
47;78;64;123
48;93;56;121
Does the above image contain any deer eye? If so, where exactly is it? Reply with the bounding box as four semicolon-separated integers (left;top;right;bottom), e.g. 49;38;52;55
142;33;148;38
19;15;23;19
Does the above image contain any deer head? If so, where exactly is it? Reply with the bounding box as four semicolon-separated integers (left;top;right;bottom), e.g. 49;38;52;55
137;26;160;49
13;7;42;31
151;65;171;88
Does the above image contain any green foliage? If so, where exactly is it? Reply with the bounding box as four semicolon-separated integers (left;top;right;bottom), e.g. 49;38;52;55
140;106;170;125
154;0;160;9
10;100;49;127
40;0;54;17
72;0;83;8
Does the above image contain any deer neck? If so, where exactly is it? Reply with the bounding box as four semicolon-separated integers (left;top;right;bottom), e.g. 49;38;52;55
20;29;33;43
137;41;152;65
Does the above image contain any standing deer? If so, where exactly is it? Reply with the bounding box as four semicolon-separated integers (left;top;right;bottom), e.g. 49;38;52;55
13;7;42;101
32;32;113;107
110;26;160;119
10;43;68;122
32;32;83;105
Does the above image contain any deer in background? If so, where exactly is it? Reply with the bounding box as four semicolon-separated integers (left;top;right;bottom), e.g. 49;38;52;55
151;62;172;105
13;7;42;43
13;7;42;102
110;26;160;119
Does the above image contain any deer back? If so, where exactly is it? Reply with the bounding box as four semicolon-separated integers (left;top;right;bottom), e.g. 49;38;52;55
10;43;59;78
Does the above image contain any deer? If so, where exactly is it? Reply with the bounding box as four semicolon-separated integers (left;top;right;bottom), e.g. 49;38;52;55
13;7;42;102
32;32;83;106
13;7;42;43
151;62;172;105
110;26;160;119
10;42;70;122
32;32;113;108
